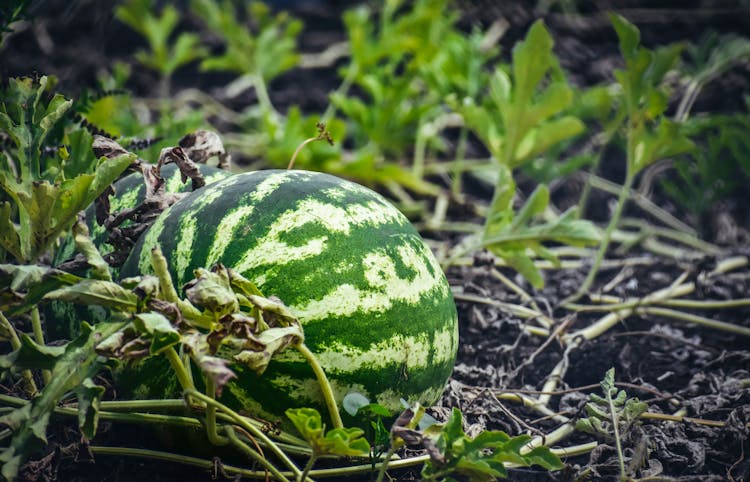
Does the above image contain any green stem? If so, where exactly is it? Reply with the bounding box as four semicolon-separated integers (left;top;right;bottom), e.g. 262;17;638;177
585;173;696;235
374;445;398;482
322;62;358;123
570;169;635;303
0;310;38;395
62;407;203;428
606;385;627;481
618;218;719;254
659;298;750;309
89;444;430;479
151;246;179;303
287;137;319;170
224;425;292;482
30;306;51;384
204;378;228;446
98;399;187;411
295;342;343;429
299;454;318;482
90;445;278;479
412;121;428;179
564;281;695;342
185;389;303;479
638;306;750;338
0;393;312;455
489;268;545;324
164;347;195;393
451;126;469;198
253;74;277;117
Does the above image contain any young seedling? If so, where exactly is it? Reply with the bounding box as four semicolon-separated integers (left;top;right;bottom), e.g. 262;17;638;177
567;14;694;303
190;0;301;116
116;0;207;96
286;407;370;481
450;20;599;287
575;368;648;481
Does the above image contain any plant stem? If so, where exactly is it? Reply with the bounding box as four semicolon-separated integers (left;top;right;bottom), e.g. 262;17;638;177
151;246;180;303
30;306;51;384
584;173;696;235
412;117;429;179
321;62;358;123
451;126;469;198
185;389;303;479
524;423;576;452
489;268;545;324
564;281;694;342
253;74;277;117
659;298;750;309
570;170;635;303
90;445;280;480
204;378;228;446
638;306;750;337
287;137;319;170
451;292;554;330
618;218;719;254
98;399;187;411
300;454;318;482
224;425;292;482
606;384;627;481
90;443;426;479
295;342;343;429
0;310;37;395
164;347;196;393
374;445;398;482
640;411;750;429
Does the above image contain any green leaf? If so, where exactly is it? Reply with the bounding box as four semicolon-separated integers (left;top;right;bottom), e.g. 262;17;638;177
0;263;81;315
0;333;65;372
514;116;585;164
74;378;105;439
610;13;640;61
44;279;138;312
422;408;563;481
512;20;555;105
191;0;300;82
286;407;371;457
503;251;544;289
511;185;549;230
0;322;125;481
576;367;649;442
72;218;112;281
133;312;180;354
61;128;96;178
481;174;599;287
39;93;72;135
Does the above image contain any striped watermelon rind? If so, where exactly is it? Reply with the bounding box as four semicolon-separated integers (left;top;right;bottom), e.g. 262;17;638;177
120;169;458;424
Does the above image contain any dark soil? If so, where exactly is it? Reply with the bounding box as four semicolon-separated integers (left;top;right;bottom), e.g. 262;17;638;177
2;1;750;481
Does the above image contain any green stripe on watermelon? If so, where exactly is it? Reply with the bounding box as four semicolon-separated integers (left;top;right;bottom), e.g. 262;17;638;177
121;169;458;426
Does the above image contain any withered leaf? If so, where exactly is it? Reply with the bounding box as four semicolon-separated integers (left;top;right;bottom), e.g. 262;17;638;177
232;325;303;375
179;130;230;169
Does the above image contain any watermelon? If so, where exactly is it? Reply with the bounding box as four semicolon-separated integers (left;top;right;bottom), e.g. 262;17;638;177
119;169;458;425
49;164;231;339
